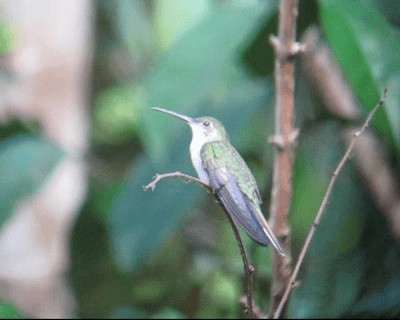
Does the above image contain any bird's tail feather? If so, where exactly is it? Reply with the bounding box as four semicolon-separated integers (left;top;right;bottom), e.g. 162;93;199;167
253;206;285;256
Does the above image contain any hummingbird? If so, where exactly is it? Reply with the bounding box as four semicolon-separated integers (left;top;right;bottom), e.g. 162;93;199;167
152;107;284;256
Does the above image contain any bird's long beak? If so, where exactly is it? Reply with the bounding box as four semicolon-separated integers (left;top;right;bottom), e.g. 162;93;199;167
152;107;195;124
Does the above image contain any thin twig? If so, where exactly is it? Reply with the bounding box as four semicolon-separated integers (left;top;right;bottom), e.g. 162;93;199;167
268;0;301;316
273;90;387;319
302;27;400;241
143;171;210;191
144;171;256;318
222;206;255;319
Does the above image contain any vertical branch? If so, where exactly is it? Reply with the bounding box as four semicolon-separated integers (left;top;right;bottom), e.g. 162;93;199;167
268;0;302;316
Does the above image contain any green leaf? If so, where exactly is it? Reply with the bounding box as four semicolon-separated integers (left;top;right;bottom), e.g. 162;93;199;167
109;67;271;271
0;135;63;228
287;122;366;318
154;0;211;50
140;3;276;162
320;0;400;157
0;303;22;319
109;152;200;271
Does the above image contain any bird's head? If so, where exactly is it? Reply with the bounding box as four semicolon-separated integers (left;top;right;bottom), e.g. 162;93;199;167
152;107;229;144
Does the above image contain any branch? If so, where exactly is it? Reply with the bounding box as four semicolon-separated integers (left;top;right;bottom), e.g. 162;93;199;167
301;27;360;121
302;26;400;241
343;129;400;239
223;205;256;319
144;171;256;318
273;90;387;319
143;171;210;191
268;0;301;316
240;296;266;319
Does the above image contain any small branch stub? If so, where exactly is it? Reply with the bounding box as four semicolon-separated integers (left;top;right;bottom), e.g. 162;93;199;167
269;35;305;59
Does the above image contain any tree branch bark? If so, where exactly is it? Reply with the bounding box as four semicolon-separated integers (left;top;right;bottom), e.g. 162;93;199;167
268;0;301;316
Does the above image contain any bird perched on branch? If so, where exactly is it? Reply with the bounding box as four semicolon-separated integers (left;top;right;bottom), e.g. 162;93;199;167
153;107;284;256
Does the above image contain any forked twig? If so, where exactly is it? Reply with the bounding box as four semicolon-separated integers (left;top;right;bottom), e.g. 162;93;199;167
273;90;387;319
143;171;209;191
144;171;256;318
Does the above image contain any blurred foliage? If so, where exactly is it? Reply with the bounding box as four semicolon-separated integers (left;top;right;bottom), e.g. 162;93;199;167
320;0;400;158
1;0;400;318
0;134;63;228
109;3;276;271
0;303;22;319
0;20;15;55
288;122;366;318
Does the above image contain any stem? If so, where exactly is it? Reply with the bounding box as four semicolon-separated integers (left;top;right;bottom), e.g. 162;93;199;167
273;90;387;319
143;171;209;191
221;206;255;319
302;27;400;240
268;0;301;316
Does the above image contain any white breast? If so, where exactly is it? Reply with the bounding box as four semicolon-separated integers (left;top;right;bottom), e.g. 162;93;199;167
189;138;209;183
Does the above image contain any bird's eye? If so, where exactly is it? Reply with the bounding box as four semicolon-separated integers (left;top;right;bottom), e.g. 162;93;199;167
203;121;210;127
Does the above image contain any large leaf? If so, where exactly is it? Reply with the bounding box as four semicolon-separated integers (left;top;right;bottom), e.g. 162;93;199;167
0;135;63;227
109;67;271;271
320;0;400;157
140;3;276;162
287;123;366;318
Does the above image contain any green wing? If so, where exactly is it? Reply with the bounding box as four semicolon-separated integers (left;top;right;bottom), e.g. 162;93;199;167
202;140;261;204
201;142;264;241
201;140;284;254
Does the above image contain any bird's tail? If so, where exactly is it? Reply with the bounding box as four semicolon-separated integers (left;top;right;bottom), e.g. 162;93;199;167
254;206;285;256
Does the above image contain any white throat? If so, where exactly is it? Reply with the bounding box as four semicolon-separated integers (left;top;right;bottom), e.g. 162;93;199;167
188;124;213;183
